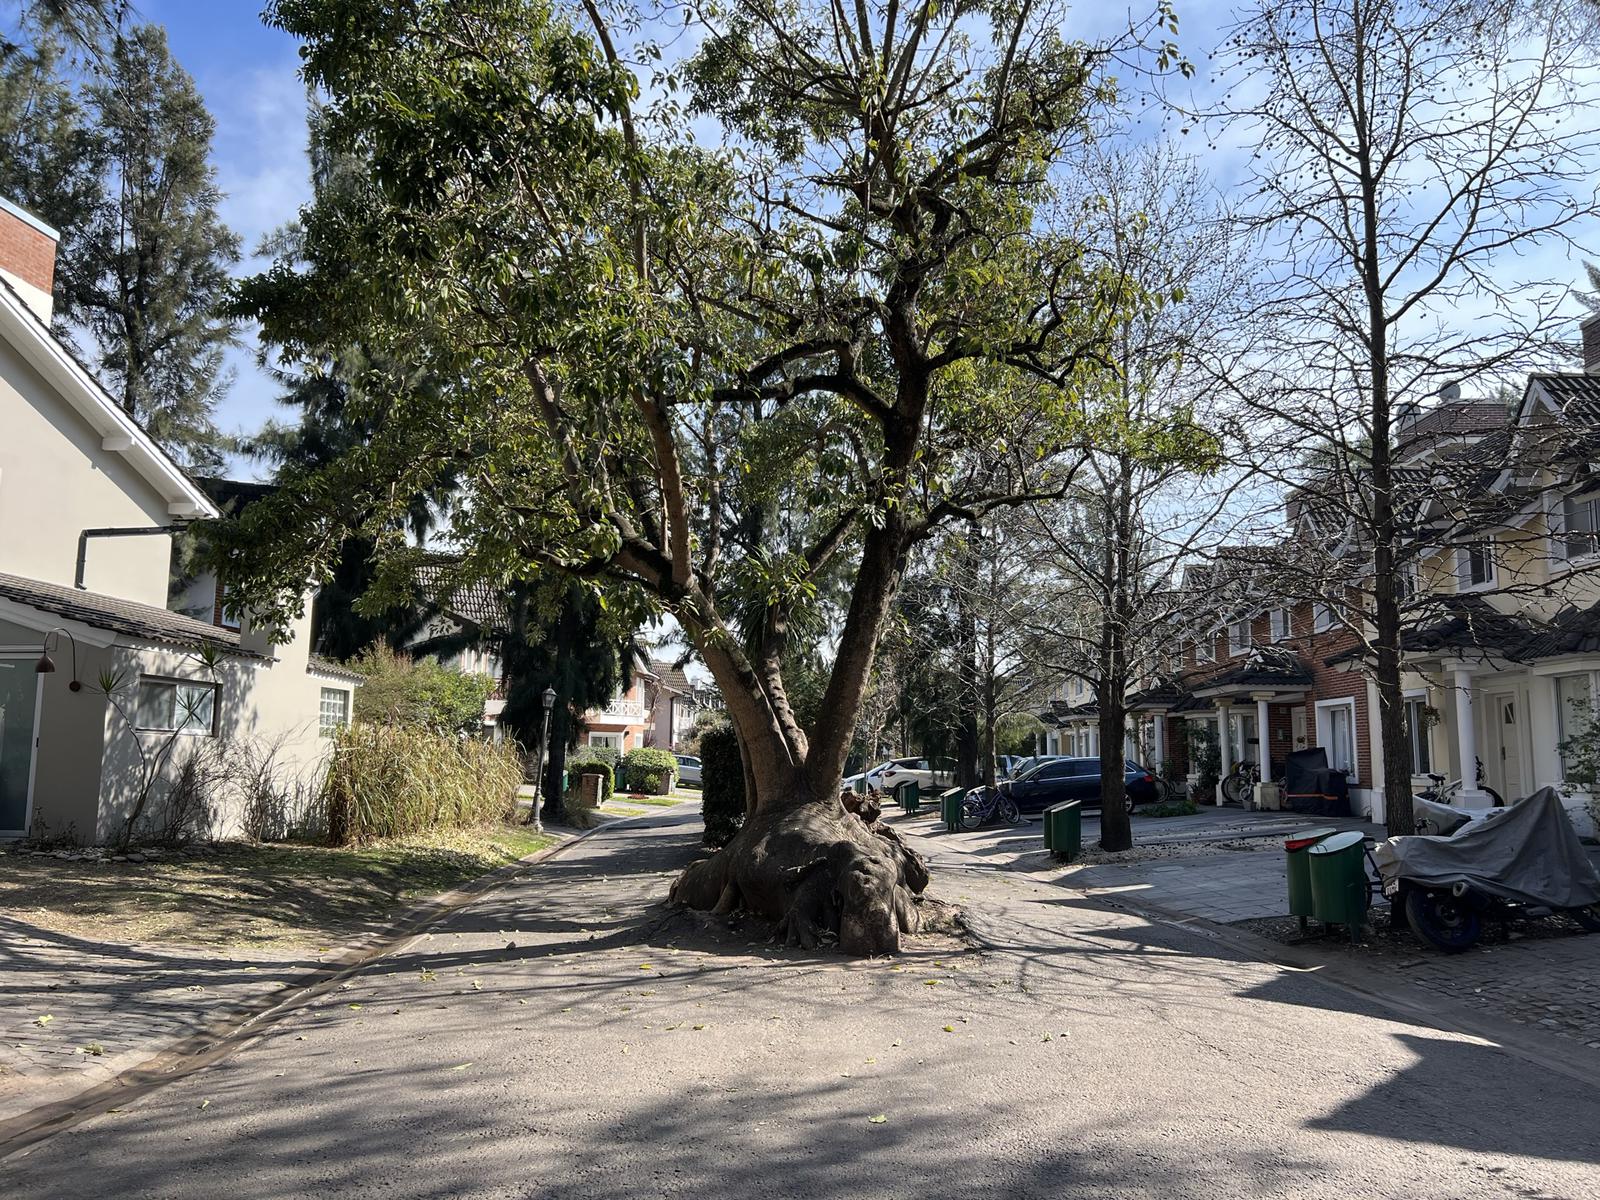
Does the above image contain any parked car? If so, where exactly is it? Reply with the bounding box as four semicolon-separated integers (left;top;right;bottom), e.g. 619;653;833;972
674;753;702;787
844;758;909;793
997;757;1158;814
877;756;955;794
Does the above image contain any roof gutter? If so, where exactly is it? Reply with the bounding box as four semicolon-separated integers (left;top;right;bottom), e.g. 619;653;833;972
76;525;188;590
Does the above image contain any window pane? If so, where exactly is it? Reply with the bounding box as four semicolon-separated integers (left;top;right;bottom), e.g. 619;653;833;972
176;684;215;733
138;681;175;730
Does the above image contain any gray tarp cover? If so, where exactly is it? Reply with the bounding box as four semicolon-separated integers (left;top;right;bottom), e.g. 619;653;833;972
1374;788;1600;909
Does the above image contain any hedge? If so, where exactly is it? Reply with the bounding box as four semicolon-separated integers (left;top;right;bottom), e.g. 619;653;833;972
321;724;521;845
568;758;614;802
621;747;678;794
699;723;745;848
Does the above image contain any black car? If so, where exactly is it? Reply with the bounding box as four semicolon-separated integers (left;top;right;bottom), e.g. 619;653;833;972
999;757;1158;815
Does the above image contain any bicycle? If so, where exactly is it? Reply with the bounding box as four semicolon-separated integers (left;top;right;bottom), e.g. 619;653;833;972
1413;756;1505;815
1219;761;1259;805
960;785;1021;829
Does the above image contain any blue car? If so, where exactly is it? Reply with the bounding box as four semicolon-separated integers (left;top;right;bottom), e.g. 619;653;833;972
998;757;1158;815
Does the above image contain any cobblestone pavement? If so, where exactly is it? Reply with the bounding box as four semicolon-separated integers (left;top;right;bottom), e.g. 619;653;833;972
0;917;321;1124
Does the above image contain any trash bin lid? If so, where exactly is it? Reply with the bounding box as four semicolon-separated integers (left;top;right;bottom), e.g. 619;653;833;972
1283;827;1338;852
1307;830;1365;855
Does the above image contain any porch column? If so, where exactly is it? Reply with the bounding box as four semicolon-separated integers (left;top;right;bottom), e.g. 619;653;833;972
1152;712;1167;769
1215;702;1232;805
1254;696;1272;777
1452;667;1491;808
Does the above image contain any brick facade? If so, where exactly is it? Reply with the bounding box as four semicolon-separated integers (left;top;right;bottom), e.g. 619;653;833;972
0;201;57;301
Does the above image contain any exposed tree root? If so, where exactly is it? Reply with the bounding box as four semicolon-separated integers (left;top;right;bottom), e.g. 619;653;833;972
670;793;930;955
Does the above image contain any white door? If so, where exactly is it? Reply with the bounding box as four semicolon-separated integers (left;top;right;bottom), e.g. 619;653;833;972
1317;702;1356;780
1489;693;1524;800
0;659;41;836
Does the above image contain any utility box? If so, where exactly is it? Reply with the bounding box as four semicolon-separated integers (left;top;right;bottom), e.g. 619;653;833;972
894;780;920;814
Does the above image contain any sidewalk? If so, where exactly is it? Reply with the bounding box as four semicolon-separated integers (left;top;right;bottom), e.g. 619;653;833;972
894;801;1600;1051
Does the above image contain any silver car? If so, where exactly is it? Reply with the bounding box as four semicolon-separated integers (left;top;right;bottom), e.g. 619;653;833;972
674;753;702;786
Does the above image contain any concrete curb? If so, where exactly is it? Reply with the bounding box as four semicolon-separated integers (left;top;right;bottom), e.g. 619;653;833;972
0;805;691;1161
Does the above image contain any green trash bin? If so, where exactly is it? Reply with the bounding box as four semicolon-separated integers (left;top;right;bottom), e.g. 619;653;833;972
894;780;920;814
1308;830;1370;934
1044;800;1082;862
940;787;964;833
1284;827;1338;927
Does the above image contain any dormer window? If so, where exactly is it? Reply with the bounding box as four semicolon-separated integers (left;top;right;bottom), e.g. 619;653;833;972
1457;542;1495;589
1561;493;1600;560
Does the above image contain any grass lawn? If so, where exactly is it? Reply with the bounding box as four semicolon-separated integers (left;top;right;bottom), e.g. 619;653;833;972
0;823;557;951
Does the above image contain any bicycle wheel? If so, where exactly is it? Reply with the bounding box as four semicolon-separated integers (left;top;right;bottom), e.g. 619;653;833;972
1150;777;1173;804
1000;794;1020;824
1221;772;1245;805
960;793;988;830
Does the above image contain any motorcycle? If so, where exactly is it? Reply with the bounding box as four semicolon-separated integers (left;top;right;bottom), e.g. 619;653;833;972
1374;787;1600;952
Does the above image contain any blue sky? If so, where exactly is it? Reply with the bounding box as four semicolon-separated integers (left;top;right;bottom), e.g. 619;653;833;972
141;1;314;477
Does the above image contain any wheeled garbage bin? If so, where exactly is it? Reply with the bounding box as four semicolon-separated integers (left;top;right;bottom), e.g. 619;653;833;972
1284;827;1338;930
1308;830;1370;938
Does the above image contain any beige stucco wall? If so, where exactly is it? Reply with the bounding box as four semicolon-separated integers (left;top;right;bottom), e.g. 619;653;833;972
0;337;173;605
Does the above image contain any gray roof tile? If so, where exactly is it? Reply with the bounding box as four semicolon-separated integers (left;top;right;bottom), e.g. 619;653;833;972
0;571;264;658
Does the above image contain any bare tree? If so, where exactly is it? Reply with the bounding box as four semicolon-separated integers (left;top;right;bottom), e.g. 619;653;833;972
1203;0;1600;835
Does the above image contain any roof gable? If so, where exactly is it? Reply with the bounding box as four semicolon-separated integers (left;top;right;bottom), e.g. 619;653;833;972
0;276;215;519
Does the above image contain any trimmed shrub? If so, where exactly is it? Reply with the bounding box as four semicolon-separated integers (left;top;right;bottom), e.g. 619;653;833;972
699;723;745;848
621;747;678;794
321;724;521;844
568;757;614;802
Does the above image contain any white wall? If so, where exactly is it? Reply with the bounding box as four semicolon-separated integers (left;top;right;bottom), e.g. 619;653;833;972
0;338;174;605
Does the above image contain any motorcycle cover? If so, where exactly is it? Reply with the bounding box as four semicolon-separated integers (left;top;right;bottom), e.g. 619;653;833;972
1410;793;1476;837
1374;788;1600;910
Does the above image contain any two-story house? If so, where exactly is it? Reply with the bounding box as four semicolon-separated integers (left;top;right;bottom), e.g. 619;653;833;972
0;197;355;844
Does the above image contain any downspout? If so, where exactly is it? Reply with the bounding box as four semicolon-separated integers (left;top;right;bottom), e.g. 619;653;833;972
75;525;188;590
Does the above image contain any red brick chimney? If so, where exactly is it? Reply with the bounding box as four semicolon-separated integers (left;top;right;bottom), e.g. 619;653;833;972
0;196;59;322
1584;313;1600;377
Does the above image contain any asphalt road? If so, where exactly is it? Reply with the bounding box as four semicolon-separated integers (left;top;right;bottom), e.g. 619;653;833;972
3;808;1597;1199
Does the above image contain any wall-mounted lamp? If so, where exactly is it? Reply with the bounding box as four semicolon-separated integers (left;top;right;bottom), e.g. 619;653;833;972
35;627;82;691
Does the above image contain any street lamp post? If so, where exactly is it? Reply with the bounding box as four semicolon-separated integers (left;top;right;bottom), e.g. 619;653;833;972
529;685;558;832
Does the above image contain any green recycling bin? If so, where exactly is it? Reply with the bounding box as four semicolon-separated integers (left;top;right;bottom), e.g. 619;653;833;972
893;780;920;814
940;787;964;833
1308;830;1370;931
1284;827;1338;924
1044;800;1082;862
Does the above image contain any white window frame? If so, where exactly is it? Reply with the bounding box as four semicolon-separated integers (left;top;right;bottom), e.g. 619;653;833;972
1313;602;1337;633
1557;492;1600;564
1456;542;1495;590
1269;607;1291;643
1227;619;1252;657
1553;670;1600;780
1195;634;1215;664
587;732;622;750
1314;697;1359;783
135;677;218;736
318;686;352;736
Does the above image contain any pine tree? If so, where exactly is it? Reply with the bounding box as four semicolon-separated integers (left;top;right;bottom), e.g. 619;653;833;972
68;23;238;471
0;13;103;319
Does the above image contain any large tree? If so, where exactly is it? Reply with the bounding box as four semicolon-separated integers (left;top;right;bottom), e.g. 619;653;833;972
218;0;1182;953
67;22;239;470
1209;0;1600;835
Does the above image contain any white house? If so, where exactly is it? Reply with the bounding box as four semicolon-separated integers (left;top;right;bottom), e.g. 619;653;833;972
0;196;355;844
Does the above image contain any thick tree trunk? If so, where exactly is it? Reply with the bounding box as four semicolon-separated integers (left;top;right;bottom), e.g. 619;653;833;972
670;762;930;954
